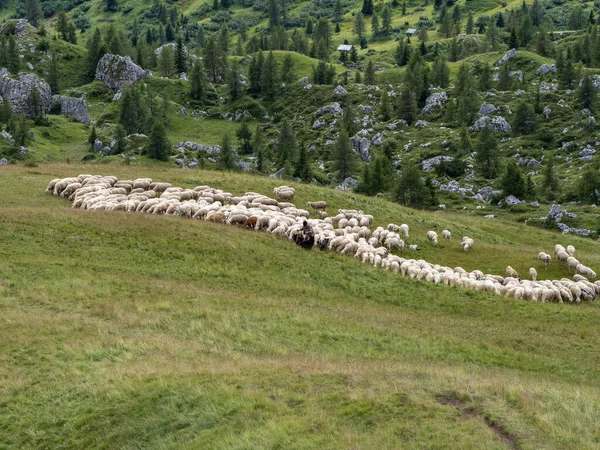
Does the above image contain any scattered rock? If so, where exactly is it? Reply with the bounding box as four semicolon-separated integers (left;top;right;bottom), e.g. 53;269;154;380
543;105;551;119
95;54;147;91
421;155;454;172
112;90;122;102
531;201;539;208
484;214;495;219
510;71;523;82
527;159;541;168
333;85;347;96
422;91;447;114
0;72;51;117
179;72;188;81
350;136;371;161
177;141;221;154
495;48;517;66
51;95;91;124
0;19;33;38
303;84;313;90
314;102;343;117
312;120;325;130
536;64;556;75
504;195;524;206
470;115;511;133
26;62;34;71
93;139;104;151
154;43;188;57
415;120;427;128
478;102;496;115
336;177;358;191
0;158;7;165
371;133;383;146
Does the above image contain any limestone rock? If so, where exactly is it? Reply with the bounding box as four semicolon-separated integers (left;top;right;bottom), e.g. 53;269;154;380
478;102;496;115
536;64;556;75
154;43;188;57
0;72;51;117
543;105;551;119
422;91;447;114
51;95;91;124
495;48;517;66
299;77;309;84
350;136;371;161
470;115;511;133
0;19;34;38
333;85;347;96
312;120;325;130
0;158;7;165
422;155;454;172
336;177;358;191
314;102;343;117
95;54;147;91
415;120;427;128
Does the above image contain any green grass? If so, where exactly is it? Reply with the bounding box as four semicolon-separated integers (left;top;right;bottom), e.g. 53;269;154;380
1;163;600;449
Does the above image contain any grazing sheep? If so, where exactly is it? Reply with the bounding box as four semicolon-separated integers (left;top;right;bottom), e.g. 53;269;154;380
506;266;520;279
441;230;451;241
273;186;295;201
556;250;569;264
576;264;597;279
399;224;409;238
566;245;576;257
317;211;328;219
554;244;566;255
460;236;474;253
387;223;400;232
537;252;551;268
408;244;419;251
529;267;537;281
427;231;438;246
566;256;580;273
307;201;327;211
243;217;258;229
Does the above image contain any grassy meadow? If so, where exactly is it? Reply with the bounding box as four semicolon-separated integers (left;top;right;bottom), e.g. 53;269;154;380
1;164;600;449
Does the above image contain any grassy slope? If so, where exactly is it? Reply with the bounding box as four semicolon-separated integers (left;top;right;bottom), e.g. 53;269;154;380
1;163;600;449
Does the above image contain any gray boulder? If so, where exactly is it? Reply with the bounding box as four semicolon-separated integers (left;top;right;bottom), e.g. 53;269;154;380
350;136;371;161
527;159;541;168
531;201;539;208
548;204;563;222
333;85;347;96
422;155;454;172
0;158;7;165
312;120;325;130
303;84;313;90
536;64;556;76
505;195;523;206
510;70;523;82
470;115;511;133
51;95;91;124
478;102;496;115
93;139;104;151
95;54;147;91
314;102;343;117
543;105;551;119
422;91;447;114
269;168;286;179
495;48;517;66
0;72;51;117
154;43;188;57
371;133;383;146
415;120;428;128
0;19;33;38
299;77;309;84
336;177;358;191
579;147;596;157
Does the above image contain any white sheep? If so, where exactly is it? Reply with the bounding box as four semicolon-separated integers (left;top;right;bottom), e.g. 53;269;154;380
566;256;580;273
537;252;551;268
427;231;438;246
441;230;451;241
399;224;409;238
506;266;520;279
529;267;537;281
576;264;596;279
566;245;576;257
307;201;327;211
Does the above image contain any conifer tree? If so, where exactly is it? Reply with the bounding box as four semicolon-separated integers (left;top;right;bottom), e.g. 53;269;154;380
497;63;512;90
333;0;343;23
354;13;366;38
501;159;526;198
248;51;264;94
371;13;381;36
276;119;297;172
382;6;392;34
260;51;279;100
24;0;42;27
508;27;519;49
112;124;127;155
475;126;499;178
85;29;105;81
47;51;60;94
578;75;596;110
397;84;417;125
7;36;19;73
465;12;474;34
228;69;243;102
204;36;227;83
454;62;477;125
236;120;253;154
342;97;357;135
365;60;376;85
332;129;357;181
190;62;207;103
361;0;373;16
395;161;427;207
175;36;187;73
431;54;450;88
281;53;295;83
158;46;175;77
512;101;537;134
379;90;392;121
88;125;98;151
146;121;170;160
218;134;237;170
541;157;560;200
294;143;312;181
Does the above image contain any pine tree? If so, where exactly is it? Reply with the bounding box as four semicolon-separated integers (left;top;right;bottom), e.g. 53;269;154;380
497;63;512;91
371;13;381;36
294;143;312;180
512;101;537;134
175;36;187;73
105;0;118;12
29;87;42;120
248;51;264;94
508;27;519;49
431;54;450;88
88;125;98;151
518;15;533;47
306;18;314;35
24;0;42;27
541;157;560;200
190;62;207;103
449;37;459;62
454;62;477;125
219;25;230;53
361;0;373;16
578;161;600;203
112;124;128;155
397;84;417;125
479;62;492;91
282;53;295;83
475;126;499;178
466;12;474;34
365;60;376;85
260;51;279;100
7;36;20;73
236;120;253;154
85;29;104;81
333;0;343;23
382;6;392;34
204;36;227;83
354;12;366;38
228;69;243;102
332;129;357;181
276;119;297;172
253;124;265;159
501;160;526;198
578;75;596;110
379;90;392;120
56;11;69;40
458;124;472;155
158;46;174;77
402;1;406;15
47;51;60;93
146;121;170;160
342;97;357;135
395;161;427;207
218;134;237;170
268;0;280;28
526;175;536;199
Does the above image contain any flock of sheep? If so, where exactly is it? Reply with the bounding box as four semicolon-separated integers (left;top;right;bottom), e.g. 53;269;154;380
46;174;600;304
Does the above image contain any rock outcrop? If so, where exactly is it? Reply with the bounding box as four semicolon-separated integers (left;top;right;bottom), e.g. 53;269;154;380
95;54;148;91
495;48;517;66
422;92;447;114
51;95;91;124
154;43;188;57
470;115;511;133
0;72;51;117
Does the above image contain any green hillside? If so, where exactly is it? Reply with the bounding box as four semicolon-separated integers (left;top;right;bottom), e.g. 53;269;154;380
1;164;600;449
